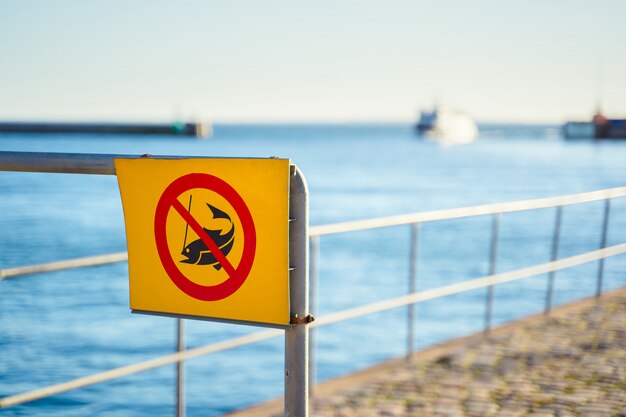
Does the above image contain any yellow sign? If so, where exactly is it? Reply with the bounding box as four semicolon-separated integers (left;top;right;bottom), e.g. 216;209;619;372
115;158;291;327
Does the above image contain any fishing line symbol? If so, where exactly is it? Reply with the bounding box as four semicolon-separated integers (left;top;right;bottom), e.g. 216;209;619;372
180;195;235;270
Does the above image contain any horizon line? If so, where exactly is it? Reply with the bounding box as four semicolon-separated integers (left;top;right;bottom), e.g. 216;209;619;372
0;117;570;126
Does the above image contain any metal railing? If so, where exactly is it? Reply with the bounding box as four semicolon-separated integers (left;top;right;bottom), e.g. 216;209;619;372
306;185;624;385
1;151;626;415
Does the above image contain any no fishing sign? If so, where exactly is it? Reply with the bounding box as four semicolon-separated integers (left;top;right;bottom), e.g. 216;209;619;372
115;157;291;328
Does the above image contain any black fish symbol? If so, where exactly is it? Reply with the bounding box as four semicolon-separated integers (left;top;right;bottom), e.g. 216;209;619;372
181;203;235;270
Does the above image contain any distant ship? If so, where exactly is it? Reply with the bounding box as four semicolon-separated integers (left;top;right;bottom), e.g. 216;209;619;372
416;104;478;144
563;110;626;140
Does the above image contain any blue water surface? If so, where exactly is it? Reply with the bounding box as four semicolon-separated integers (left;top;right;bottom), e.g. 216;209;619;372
1;124;626;416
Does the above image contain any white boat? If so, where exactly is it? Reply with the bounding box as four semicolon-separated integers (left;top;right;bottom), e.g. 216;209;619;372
416;104;478;144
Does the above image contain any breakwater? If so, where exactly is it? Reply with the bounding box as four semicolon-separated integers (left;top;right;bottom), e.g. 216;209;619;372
0;121;211;137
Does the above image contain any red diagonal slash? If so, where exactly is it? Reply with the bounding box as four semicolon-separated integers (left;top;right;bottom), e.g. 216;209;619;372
171;198;236;277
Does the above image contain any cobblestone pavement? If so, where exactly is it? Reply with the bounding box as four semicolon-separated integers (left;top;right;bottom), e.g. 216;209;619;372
228;292;626;417
310;294;626;417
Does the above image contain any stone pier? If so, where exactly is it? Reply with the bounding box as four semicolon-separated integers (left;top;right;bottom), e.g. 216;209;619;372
228;288;626;417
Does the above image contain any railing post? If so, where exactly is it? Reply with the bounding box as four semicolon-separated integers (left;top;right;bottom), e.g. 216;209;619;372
596;198;611;298
308;235;319;396
484;213;500;335
285;165;310;417
176;319;185;417
545;206;563;315
406;222;420;361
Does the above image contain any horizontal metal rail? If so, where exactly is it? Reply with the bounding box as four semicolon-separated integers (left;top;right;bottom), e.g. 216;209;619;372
310;187;626;236
2;151;624;224
0;329;282;408
313;242;626;327
4;185;626;279
2;242;624;409
0;252;128;280
0;151;131;175
0;151;264;175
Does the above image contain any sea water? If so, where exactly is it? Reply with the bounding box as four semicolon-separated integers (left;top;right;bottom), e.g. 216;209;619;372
1;124;626;416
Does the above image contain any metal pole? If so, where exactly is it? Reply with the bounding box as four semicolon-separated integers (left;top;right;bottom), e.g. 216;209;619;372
176;319;185;417
484;213;500;335
285;165;310;417
545;206;563;315
0;151;131;175
406;222;420;360
308;235;319;396
596;198;611;298
0;151;230;175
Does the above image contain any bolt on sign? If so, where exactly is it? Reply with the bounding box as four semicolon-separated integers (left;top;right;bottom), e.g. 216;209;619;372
115;158;291;328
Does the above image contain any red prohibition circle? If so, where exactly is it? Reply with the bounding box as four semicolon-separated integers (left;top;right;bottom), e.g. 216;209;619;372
154;173;256;301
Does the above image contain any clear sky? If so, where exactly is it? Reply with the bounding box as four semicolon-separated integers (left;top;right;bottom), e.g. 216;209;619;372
1;1;625;124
